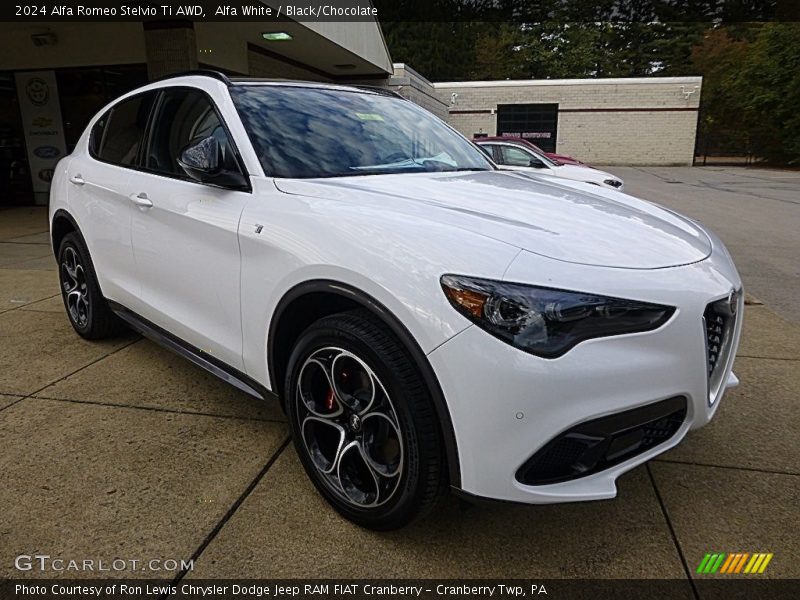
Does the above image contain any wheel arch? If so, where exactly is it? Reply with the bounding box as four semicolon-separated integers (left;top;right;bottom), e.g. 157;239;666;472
51;209;82;258
268;279;461;488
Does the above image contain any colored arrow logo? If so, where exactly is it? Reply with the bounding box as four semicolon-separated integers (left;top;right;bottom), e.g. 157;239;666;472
697;552;773;574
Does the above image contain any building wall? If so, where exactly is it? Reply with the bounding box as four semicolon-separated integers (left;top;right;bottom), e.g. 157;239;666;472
0;23;146;70
389;63;449;121
299;20;394;74
194;22;249;75
434;77;702;166
144;24;198;80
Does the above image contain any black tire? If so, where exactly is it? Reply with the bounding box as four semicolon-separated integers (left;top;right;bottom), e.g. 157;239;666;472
58;232;124;340
285;309;447;530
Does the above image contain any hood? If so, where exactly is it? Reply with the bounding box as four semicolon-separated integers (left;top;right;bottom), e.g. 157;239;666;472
274;170;711;269
550;163;618;184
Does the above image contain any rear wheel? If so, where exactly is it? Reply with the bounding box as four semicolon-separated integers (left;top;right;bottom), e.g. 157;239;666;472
58;232;124;339
285;309;447;530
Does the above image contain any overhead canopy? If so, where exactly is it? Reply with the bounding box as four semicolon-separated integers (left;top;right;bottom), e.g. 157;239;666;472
0;20;393;80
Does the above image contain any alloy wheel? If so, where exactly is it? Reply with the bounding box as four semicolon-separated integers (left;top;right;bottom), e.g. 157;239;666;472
61;246;90;328
296;347;404;508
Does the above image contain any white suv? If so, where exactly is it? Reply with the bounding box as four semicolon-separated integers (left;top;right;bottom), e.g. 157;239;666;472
50;72;743;529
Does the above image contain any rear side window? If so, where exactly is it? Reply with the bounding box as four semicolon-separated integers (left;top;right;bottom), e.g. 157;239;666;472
92;92;157;167
89;112;109;156
145;88;239;177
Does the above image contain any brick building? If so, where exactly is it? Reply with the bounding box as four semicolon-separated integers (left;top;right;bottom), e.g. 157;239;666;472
432;76;703;166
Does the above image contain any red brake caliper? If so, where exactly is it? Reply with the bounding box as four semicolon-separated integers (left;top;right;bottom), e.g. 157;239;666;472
326;369;348;411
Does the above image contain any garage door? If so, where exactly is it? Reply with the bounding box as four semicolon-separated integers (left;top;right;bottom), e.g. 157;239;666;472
496;104;559;152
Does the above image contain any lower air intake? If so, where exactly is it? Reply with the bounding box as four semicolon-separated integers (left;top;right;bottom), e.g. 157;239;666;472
516;396;687;485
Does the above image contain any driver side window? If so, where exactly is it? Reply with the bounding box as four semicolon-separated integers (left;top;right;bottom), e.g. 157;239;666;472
145;89;238;178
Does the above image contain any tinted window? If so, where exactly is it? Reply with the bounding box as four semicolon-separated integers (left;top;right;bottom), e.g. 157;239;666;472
476;144;497;161
94;92;156;166
90;110;109;156
500;145;538;167
57;65;147;153
145;89;238;177
230;86;493;179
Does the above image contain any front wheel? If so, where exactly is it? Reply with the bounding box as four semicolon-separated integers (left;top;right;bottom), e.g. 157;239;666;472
285;309;447;530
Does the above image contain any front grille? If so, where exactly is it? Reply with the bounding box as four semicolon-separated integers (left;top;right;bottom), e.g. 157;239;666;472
704;291;740;404
516;396;687;485
704;305;727;378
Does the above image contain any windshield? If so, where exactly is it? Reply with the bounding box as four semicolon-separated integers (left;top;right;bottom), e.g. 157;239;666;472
230;85;494;178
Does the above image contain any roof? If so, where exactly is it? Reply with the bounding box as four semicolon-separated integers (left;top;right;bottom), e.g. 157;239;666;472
433;76;704;88
154;70;402;97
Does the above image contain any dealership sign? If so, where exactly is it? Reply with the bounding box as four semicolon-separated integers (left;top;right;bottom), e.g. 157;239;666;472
15;70;67;205
34;145;62;159
501;131;552;139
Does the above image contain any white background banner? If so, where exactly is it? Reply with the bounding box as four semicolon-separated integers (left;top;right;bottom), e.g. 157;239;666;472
15;70;67;205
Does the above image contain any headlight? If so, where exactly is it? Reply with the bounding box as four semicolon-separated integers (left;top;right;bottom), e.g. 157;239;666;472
441;275;674;358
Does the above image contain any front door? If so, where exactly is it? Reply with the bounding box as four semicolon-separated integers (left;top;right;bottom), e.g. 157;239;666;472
130;87;251;370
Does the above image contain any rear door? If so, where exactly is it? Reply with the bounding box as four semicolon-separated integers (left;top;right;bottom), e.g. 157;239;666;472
130;87;251;370
66;91;157;305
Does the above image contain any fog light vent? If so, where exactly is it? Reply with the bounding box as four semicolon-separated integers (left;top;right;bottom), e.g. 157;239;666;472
516;396;687;485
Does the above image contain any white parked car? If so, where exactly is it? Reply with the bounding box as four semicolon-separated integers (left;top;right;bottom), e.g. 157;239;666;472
475;139;625;190
50;72;742;529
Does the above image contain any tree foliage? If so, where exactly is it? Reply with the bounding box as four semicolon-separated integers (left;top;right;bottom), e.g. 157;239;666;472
692;23;800;163
735;23;800;163
383;21;706;81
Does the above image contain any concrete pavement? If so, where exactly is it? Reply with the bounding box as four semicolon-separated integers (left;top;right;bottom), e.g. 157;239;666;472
0;168;798;588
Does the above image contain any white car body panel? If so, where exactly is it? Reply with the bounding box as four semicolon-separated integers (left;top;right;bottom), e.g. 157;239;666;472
523;162;623;189
49;75;743;506
431;247;742;502
238;176;520;387
273;172;709;269
59;155;140;305
478;140;624;189
130;170;252;370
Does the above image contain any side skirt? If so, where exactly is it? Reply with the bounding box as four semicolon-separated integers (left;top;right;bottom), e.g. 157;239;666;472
107;301;272;402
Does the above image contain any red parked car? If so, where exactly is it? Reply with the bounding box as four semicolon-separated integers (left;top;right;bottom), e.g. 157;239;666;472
474;136;588;166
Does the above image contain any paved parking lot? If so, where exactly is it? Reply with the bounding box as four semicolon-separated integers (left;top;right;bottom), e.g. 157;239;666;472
0;167;798;585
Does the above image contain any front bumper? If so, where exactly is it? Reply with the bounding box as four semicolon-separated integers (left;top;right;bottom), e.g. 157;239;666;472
428;252;742;504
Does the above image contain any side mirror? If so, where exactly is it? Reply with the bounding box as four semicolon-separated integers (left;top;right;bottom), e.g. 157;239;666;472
178;136;249;190
528;158;546;169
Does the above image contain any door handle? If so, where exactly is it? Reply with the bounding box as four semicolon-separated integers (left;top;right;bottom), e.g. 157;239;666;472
69;174;85;186
129;192;153;208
